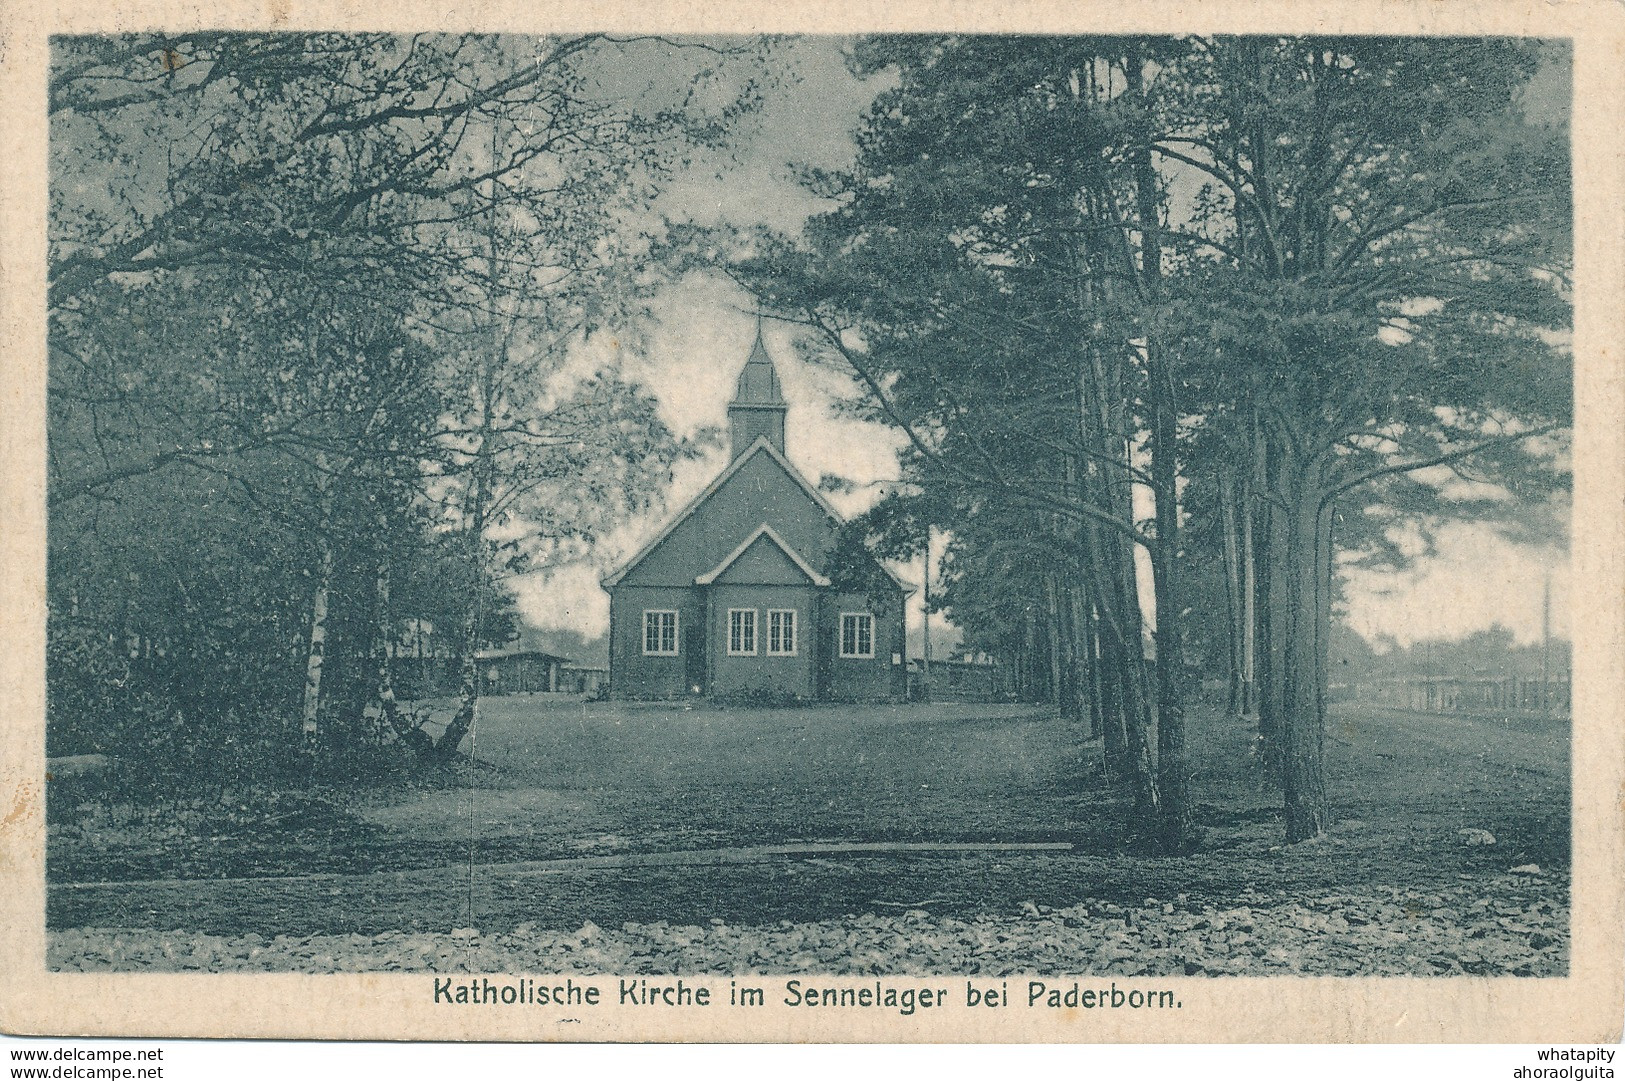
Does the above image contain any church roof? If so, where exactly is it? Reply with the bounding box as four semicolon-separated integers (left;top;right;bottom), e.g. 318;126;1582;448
599;326;917;598
694;523;831;587
600;436;842;589
730;324;786;409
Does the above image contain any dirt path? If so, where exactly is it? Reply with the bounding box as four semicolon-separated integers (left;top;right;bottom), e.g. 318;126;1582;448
48;702;1570;949
54;840;1075;892
1328;703;1569;775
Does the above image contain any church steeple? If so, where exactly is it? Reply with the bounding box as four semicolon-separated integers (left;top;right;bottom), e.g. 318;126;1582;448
727;320;788;458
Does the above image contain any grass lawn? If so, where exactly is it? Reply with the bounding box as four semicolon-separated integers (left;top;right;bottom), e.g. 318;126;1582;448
377;698;1102;851
48;696;1570;949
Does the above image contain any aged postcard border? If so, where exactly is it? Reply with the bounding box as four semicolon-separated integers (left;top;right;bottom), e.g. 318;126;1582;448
1;0;1621;1044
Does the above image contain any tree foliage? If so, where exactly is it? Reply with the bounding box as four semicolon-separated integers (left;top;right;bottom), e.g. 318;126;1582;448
728;33;1570;846
47;33;755;795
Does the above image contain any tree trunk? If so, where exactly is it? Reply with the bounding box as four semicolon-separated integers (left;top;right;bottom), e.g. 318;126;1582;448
1118;627;1161;836
1046;572;1064;713
1254;435;1288;783
1058;579;1087;725
1094;603;1129;776
300;467;334;753
1260;442;1334;841
1024;613;1043;701
1103;539;1160;831
433;601;481;764
920;527;932;703
1240;461;1257;718
431;147;505;765
368;530;421;750
1280;496;1333;840
299;540;331;752
1077;590;1103;738
1061;166;1159;836
1219;470;1247;715
1076;486;1157;824
1147;349;1194;852
433;495;490;762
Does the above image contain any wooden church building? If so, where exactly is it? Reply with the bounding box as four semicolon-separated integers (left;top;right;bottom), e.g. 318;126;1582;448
602;328;909;701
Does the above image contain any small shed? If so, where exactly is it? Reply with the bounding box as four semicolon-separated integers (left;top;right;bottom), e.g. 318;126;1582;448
909;654;1000;701
560;665;609;695
474;648;571;695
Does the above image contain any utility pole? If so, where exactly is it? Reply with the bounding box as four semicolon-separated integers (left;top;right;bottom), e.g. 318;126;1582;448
1540;563;1552;715
1424;637;1434;711
920;526;932;702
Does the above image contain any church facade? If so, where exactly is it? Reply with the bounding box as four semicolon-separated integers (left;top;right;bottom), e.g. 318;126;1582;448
602;330;910;701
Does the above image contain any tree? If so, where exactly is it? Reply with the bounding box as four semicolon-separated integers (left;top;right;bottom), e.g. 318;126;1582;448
726;35;1205;851
48;264;452;774
425;317;698;761
50;33;753;500
727;33;1568;850
1156;37;1571;838
48;33;760;776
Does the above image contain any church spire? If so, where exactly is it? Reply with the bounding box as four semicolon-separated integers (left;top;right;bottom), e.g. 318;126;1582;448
727;319;788;458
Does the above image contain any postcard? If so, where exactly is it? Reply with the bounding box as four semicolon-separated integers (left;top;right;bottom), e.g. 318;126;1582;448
2;0;1620;1045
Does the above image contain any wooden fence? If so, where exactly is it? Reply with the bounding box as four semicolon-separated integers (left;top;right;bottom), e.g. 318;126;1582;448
1338;675;1571;717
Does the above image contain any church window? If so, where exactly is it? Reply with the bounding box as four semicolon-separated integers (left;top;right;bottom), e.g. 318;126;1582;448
642;610;678;655
728;608;757;655
840;612;874;659
767;609;797;656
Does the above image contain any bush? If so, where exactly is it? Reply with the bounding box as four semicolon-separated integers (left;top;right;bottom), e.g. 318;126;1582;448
709;686;810;709
46;620;312;829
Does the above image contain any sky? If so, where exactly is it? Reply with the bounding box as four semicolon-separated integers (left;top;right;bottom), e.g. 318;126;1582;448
506;36;1571;654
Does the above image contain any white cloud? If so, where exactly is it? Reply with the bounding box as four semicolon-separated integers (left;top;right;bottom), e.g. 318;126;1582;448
1341;523;1568;647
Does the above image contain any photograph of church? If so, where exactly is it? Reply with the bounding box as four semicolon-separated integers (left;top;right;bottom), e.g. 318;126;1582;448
601;330;910;700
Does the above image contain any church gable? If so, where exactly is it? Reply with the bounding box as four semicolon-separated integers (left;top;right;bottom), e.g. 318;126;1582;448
699;525;830;587
606;440;839;589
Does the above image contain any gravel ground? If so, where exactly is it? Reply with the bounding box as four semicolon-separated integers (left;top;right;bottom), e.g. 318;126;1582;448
50;872;1566;977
